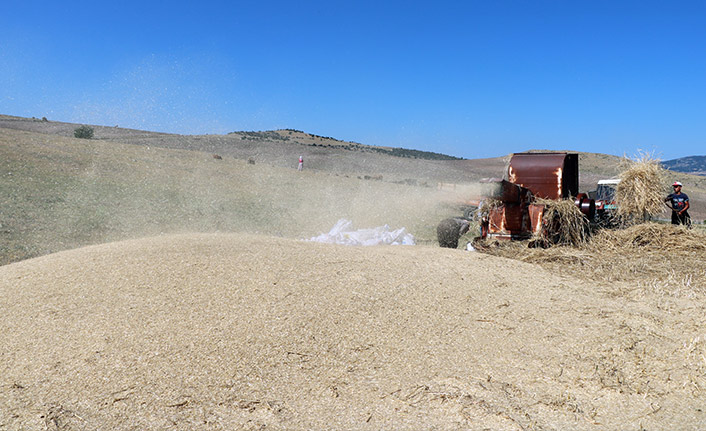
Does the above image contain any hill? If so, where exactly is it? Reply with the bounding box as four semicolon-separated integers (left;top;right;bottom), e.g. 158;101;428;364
0;115;468;180
663;155;706;176
0;115;489;266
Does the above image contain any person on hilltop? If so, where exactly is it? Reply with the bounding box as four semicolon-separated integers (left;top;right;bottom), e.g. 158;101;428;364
665;181;691;226
298;155;303;171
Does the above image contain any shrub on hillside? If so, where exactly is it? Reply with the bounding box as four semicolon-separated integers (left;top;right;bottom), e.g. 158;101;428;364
74;125;94;139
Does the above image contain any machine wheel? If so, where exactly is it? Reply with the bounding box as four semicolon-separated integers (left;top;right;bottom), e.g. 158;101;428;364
437;218;470;248
462;205;478;220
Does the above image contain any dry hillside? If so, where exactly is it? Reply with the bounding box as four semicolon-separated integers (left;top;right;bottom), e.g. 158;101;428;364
0;119;478;265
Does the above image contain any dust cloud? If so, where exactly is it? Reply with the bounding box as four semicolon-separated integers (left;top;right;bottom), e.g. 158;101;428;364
10;136;484;262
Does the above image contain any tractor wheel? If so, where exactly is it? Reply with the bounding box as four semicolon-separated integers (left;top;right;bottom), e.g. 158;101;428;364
437;218;470;248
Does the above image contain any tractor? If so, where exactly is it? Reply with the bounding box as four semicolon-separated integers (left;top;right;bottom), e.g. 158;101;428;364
591;178;621;226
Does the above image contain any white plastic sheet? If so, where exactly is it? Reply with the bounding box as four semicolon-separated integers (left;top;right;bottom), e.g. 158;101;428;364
308;219;415;246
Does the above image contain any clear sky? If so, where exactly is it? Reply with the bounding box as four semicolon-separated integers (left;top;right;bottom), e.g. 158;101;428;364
2;1;704;160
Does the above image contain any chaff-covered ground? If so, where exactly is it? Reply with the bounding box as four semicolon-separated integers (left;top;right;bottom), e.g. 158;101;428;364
2;232;706;430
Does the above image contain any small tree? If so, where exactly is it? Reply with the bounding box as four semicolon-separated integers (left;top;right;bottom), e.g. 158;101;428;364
74;125;94;139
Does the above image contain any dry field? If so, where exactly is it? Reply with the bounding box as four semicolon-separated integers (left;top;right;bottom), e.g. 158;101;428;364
2;115;706;429
2;232;706;430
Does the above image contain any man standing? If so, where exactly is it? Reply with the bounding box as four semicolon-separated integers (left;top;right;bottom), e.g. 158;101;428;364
665;181;690;226
298;155;303;171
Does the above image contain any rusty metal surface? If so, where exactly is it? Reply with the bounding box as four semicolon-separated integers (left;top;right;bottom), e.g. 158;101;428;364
487;205;532;239
507;153;579;199
488;205;525;232
487;190;534;239
528;204;545;235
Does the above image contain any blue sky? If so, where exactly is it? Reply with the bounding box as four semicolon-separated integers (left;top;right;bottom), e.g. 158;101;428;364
1;1;704;160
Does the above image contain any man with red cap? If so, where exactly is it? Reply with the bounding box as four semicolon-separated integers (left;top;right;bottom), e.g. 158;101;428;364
665;181;690;226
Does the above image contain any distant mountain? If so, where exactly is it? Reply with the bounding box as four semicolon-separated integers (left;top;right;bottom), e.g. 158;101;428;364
662;156;706;176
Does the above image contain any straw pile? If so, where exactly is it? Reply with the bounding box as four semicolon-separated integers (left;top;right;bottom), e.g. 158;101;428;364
615;153;667;224
480;223;706;293
581;224;706;284
533;198;589;246
595;222;706;252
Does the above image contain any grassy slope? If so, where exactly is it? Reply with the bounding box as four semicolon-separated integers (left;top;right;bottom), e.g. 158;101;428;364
0;126;468;265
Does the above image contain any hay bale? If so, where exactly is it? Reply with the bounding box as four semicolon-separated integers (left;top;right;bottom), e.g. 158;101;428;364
615;153;666;224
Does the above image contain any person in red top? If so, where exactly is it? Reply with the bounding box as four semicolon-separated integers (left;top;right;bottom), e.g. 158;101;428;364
298;156;303;171
665;181;690;226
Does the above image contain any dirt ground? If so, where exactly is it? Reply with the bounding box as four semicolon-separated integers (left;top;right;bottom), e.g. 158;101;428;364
2;233;705;430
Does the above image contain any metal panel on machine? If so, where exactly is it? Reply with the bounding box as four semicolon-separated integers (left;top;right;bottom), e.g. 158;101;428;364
507;153;579;199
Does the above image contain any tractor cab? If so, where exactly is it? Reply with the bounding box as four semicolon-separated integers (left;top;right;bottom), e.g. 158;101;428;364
595;179;620;211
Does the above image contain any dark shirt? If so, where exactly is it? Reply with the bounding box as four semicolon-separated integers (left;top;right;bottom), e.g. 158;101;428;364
667;192;689;211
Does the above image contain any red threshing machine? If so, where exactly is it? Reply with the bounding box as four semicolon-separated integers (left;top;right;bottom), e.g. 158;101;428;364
437;152;597;247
